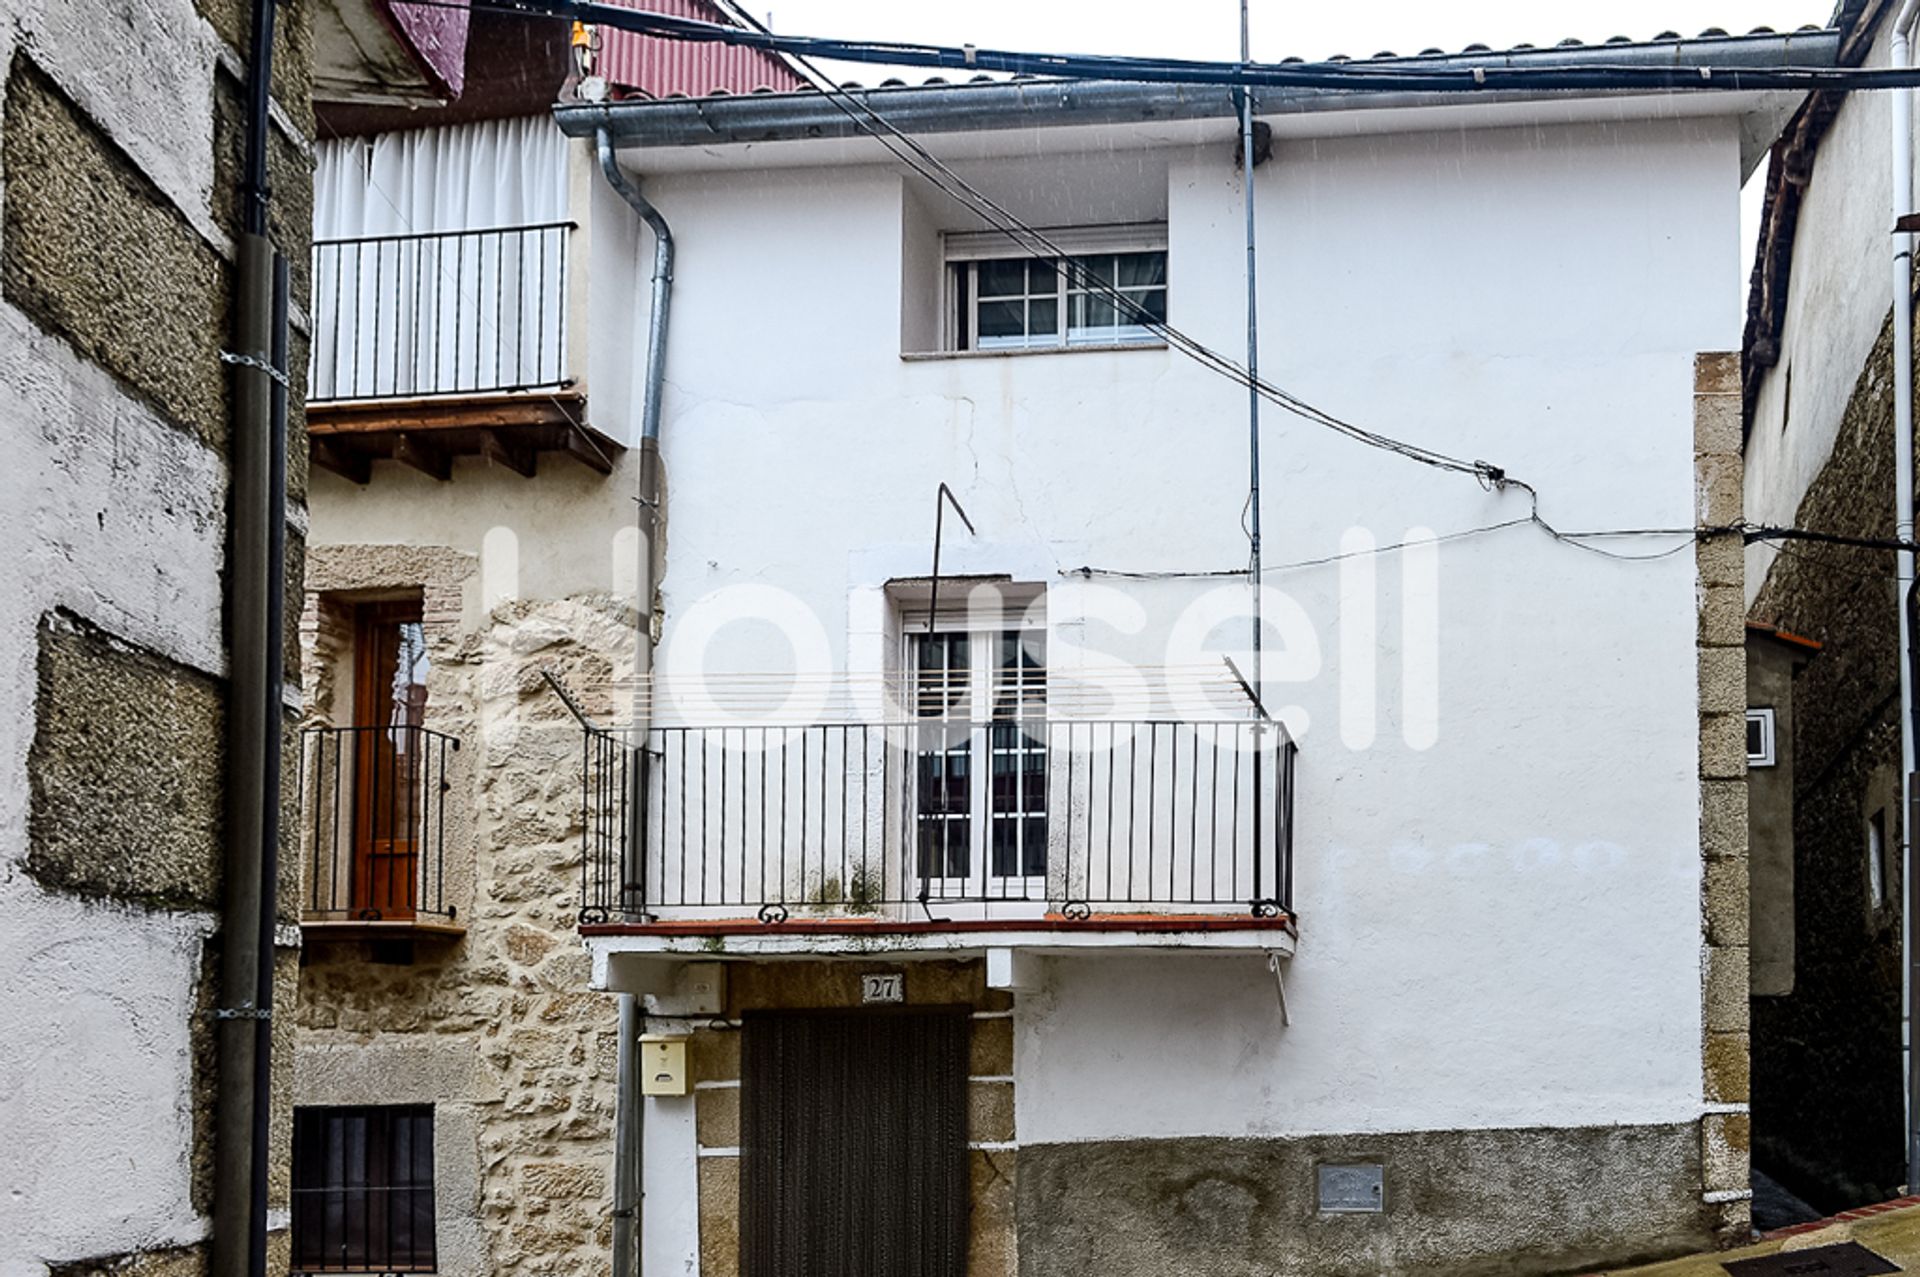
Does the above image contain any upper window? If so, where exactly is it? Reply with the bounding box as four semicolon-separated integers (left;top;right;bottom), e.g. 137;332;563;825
943;225;1168;353
292;1104;436;1273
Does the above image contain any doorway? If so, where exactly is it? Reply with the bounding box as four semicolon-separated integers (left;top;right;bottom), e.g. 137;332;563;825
740;1009;970;1277
351;599;429;918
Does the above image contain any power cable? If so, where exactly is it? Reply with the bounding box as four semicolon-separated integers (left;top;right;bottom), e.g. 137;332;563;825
412;0;1906;95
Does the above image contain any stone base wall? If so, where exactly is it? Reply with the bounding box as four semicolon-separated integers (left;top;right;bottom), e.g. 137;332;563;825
1015;1123;1714;1277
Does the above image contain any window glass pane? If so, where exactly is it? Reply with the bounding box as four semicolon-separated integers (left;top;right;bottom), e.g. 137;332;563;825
1075;254;1115;286
977;259;1026;297
977;299;1025;341
1028;297;1058;338
1028;258;1059;290
1138;287;1168;324
1116;251;1168;287
1077;294;1117;330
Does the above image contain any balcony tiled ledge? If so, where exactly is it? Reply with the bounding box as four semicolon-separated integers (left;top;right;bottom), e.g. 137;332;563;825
584;912;1297;991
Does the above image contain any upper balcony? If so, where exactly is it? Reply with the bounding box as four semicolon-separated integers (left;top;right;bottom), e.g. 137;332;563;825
571;715;1297;980
306;221;622;483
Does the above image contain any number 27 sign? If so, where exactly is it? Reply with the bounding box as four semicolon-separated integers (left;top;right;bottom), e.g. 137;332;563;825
861;973;904;1004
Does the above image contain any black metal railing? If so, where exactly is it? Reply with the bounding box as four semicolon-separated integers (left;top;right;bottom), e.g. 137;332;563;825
577;719;1294;924
299;724;460;923
309;222;573;401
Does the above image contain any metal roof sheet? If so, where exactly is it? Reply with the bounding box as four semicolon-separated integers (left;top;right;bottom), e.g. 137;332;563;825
597;0;808;99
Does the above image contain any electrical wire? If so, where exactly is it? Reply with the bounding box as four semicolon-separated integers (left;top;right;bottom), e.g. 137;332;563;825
415;0;1900;95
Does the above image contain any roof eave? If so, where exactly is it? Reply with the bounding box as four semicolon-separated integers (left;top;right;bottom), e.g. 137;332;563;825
558;28;1842;149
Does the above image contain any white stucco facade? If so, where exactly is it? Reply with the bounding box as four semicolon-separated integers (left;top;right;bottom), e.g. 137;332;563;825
600;108;1735;1137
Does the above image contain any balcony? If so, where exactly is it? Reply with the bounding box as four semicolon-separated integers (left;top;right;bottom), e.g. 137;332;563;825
297;724;464;941
306;222;622;482
572;718;1297;976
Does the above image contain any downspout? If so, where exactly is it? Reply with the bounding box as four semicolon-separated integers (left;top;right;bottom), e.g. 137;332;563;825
595;127;674;1277
1895;0;1920;1195
214;2;287;1277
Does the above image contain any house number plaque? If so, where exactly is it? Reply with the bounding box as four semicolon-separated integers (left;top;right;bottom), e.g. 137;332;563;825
861;973;905;1004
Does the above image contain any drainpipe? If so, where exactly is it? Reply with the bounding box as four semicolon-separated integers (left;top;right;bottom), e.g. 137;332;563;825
214;1;287;1277
1896;0;1920;1195
594;128;674;1277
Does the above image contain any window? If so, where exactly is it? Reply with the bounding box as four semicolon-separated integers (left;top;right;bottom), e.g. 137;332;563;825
943;225;1168;352
912;627;1048;896
1746;708;1776;767
292;1105;436;1273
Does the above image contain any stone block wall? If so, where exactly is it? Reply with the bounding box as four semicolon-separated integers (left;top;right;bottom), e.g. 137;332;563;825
295;541;640;1277
1748;308;1909;1209
0;2;314;1275
1695;351;1752;1240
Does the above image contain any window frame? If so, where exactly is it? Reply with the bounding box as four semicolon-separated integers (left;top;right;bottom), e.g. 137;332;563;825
905;617;1050;899
1746;707;1777;768
943;223;1168;354
291;1104;438;1275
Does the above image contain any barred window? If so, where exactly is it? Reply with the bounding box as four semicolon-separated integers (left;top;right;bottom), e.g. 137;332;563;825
291;1105;436;1273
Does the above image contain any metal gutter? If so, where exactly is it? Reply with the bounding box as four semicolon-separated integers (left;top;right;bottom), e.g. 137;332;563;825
559;29;1842;149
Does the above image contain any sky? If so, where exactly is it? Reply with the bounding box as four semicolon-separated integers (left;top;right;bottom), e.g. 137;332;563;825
758;0;1842;298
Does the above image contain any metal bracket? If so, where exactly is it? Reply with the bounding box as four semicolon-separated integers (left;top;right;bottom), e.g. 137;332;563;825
219;349;289;389
1266;950;1291;1026
212;1004;273;1021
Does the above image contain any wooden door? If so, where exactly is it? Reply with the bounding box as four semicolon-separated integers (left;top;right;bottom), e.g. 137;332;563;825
352;601;429;918
741;1009;969;1277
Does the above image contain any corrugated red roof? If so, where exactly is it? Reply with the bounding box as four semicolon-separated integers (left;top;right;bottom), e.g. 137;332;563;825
598;0;808;99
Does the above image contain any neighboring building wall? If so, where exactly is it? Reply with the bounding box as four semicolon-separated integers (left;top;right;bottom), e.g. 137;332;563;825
1741;3;1914;1215
1747;634;1806;999
1744;14;1903;605
1746;307;1908;1210
292;530;640;1277
0;1;314;1274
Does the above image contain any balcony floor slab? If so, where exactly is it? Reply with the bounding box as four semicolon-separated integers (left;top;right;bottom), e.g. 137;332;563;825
583;913;1296;991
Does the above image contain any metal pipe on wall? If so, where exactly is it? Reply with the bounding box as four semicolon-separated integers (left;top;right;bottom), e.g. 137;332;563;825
595;127;676;1277
213;0;287;1269
1895;0;1920;1194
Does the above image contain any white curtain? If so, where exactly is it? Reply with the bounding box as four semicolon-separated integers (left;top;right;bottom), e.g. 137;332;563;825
311;117;569;400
